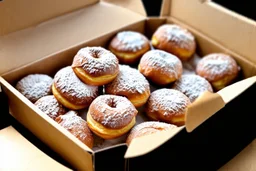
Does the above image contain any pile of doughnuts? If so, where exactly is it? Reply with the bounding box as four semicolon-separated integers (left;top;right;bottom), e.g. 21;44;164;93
15;23;241;149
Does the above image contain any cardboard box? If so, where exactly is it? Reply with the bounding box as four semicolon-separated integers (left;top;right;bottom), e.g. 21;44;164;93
0;0;255;170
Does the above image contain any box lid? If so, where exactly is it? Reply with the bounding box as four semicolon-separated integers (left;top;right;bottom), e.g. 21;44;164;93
0;126;72;170
0;0;146;75
161;0;256;65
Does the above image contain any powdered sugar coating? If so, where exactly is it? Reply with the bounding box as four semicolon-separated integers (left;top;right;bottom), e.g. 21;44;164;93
147;89;191;117
127;121;177;145
196;53;239;81
172;75;213;102
16;74;53;103
34;95;68;120
159;24;195;49
72;46;119;76
106;65;150;94
89;95;137;129
140;50;183;79
56;111;93;148
54;66;99;105
116;31;148;52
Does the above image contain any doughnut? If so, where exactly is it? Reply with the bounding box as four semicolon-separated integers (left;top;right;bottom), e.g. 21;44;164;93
172;75;213;102
109;31;151;64
151;24;196;61
52;66;99;110
126;121;177;145
138;49;183;85
145;89;191;126
72;47;119;86
15;74;53;103
87;95;138;139
105;65;150;108
34;95;68;120
55;111;94;149
196;53;240;90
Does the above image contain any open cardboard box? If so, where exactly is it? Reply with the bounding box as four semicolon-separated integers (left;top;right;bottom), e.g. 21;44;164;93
0;0;255;170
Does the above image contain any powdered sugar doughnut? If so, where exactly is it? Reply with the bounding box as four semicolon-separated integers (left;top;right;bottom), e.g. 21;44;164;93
126;121;177;145
109;31;151;64
52;66;99;110
34;95;68;120
72;47;119;86
172;75;213;102
16;74;53;103
105;65;150;107
138;49;183;85
87;95;138;139
145;88;191;126
55;111;94;149
151;24;196;61
196;53;240;90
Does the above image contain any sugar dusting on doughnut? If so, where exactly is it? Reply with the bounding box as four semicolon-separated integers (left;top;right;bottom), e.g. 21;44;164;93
72;47;119;75
89;95;137;129
148;89;191;116
196;53;239;81
54;66;98;104
116;31;147;52
108;65;150;94
56;111;91;142
16;74;53;103
172;75;213;102
34;95;68;120
162;24;195;49
141;50;182;79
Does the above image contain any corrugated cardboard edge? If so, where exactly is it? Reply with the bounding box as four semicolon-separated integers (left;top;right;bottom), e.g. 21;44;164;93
102;0;146;16
0;126;72;171
124;126;184;158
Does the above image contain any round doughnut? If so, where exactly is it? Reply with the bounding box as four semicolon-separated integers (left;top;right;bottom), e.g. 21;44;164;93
87;95;138;140
52;66;99;110
72;47;119;86
138;49;183;85
55;111;94;149
172;75;213;102
126;121;177;145
34;95;68;120
105;65;150;108
109;31;151;64
145;88;191;126
151;24;196;61
16;74;53;103
196;53;240;90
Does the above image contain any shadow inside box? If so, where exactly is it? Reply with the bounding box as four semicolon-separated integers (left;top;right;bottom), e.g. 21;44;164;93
128;83;256;171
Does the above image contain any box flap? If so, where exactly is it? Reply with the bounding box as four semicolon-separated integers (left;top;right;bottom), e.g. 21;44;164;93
0;0;99;36
0;1;146;75
185;76;256;132
161;0;256;65
103;0;146;16
124;126;184;158
0;126;72;170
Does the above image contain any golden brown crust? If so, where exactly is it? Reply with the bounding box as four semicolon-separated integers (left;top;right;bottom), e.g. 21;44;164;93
126;121;177;145
34;95;68;120
145;89;191;126
105;65;150;108
88;95;137;129
138;50;183;85
52;66;99;109
55;111;94;149
196;53;240;90
151;24;196;61
108;31;151;64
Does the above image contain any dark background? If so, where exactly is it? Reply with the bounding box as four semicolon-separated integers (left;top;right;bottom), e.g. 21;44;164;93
0;0;255;170
142;0;256;21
